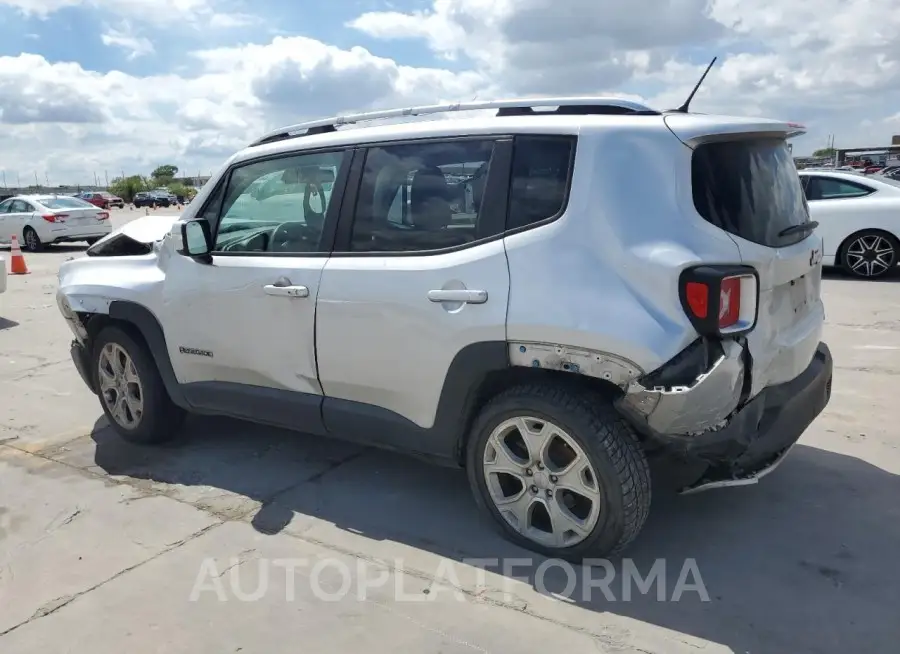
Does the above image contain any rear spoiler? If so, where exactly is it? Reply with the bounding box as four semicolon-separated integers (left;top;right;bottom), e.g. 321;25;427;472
664;113;807;147
785;122;807;139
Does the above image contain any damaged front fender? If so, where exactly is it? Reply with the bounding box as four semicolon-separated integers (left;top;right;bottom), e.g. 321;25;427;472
616;339;748;437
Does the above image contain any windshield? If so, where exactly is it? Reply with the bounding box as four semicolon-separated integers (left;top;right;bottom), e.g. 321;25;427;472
692;137;811;248
39;196;95;209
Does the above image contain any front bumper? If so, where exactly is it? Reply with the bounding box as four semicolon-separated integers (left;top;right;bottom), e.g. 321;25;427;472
623;342;833;490
70;340;97;395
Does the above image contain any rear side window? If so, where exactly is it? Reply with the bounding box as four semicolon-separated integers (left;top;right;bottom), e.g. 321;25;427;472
804;176;874;200
507;136;575;231
692;138;811;247
40;197;94;209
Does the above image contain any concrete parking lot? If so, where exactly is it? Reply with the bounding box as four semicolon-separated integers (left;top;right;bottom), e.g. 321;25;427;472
1;207;898;653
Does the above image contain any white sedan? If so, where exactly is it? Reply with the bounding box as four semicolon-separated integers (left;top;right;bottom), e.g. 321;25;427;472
0;194;113;252
799;170;900;279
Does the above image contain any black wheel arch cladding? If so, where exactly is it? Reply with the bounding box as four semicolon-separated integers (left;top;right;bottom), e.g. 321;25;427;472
107;300;190;408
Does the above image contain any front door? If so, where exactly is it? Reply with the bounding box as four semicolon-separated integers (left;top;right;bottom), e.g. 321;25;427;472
160;148;351;433
5;200;36;246
315;138;511;453
0;199;13;242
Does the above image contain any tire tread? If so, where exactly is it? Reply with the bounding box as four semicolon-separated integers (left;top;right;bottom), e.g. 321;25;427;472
471;382;651;557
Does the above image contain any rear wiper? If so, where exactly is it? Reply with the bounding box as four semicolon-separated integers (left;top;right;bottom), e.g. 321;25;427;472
779;221;819;237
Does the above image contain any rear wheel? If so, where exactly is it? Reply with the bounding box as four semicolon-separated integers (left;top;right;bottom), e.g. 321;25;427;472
92;325;186;444
840;230;899;279
467;384;651;561
22;226;42;252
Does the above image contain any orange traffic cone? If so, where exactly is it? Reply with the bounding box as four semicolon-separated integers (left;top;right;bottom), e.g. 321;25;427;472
9;235;29;275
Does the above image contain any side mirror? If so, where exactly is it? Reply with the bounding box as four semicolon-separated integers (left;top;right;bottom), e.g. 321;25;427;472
178;219;212;262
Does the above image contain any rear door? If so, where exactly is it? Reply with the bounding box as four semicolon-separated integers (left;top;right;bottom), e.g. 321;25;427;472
672;121;824;395
315;137;511;450
801;175;876;268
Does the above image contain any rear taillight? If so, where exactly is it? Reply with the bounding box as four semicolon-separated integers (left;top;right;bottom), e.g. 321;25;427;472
42;213;68;223
97;211;109;220
679;266;758;336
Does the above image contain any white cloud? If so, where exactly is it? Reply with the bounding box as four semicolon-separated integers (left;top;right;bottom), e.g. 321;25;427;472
2;0;900;185
0;0;250;27
0;36;486;184
101;22;155;60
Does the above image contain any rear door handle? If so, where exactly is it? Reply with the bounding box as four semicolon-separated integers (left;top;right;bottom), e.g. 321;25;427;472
427;289;488;304
264;284;309;298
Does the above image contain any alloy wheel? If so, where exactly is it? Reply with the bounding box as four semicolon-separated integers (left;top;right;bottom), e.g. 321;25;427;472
846;234;896;278
24;230;38;251
98;343;144;429
482;416;602;548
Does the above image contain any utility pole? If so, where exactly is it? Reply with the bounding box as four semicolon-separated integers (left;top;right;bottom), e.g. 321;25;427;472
105;170;109;187
34;171;39;187
1;171;6;189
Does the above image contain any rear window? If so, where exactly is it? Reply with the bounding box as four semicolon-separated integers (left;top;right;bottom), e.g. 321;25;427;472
692;138;811;247
39;196;94;209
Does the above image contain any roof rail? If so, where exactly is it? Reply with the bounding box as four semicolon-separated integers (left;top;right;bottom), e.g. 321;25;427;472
249;96;659;147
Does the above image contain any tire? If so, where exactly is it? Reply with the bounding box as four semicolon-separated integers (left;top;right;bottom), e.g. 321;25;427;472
466;383;651;561
840;230;899;279
22;226;42;252
92;325;186;444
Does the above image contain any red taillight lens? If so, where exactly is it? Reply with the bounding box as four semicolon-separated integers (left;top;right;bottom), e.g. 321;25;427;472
41;213;67;222
684;282;709;319
718;276;742;328
679;266;758;336
97;211;110;220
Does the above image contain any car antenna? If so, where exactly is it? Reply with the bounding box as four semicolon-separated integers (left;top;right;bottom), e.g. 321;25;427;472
672;56;717;113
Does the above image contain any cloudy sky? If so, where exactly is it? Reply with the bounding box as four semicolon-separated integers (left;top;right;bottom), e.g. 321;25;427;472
0;0;898;186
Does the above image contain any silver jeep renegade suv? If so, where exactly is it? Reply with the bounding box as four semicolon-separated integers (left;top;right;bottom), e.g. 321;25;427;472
57;97;833;559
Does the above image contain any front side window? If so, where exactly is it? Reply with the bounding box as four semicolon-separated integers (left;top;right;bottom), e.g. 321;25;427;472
348;139;496;253
213;150;345;254
805;177;874;201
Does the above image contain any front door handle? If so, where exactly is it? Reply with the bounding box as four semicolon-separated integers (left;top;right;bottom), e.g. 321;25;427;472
264;284;309;298
427;289;488;304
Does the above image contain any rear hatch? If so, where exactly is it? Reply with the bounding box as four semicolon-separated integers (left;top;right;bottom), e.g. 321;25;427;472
666;114;824;396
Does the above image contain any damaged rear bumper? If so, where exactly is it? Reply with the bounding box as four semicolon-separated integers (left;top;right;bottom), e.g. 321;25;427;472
617;341;833;491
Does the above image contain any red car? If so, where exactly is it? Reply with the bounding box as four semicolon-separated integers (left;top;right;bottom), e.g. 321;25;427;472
80;191;125;209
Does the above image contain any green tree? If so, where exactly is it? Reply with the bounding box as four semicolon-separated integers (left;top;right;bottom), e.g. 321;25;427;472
109;175;150;203
152;164;179;181
812;148;835;158
166;181;197;201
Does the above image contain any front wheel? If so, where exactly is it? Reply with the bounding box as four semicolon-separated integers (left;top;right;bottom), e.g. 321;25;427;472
92;325;186;444
841;230;899;279
467;384;651;561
